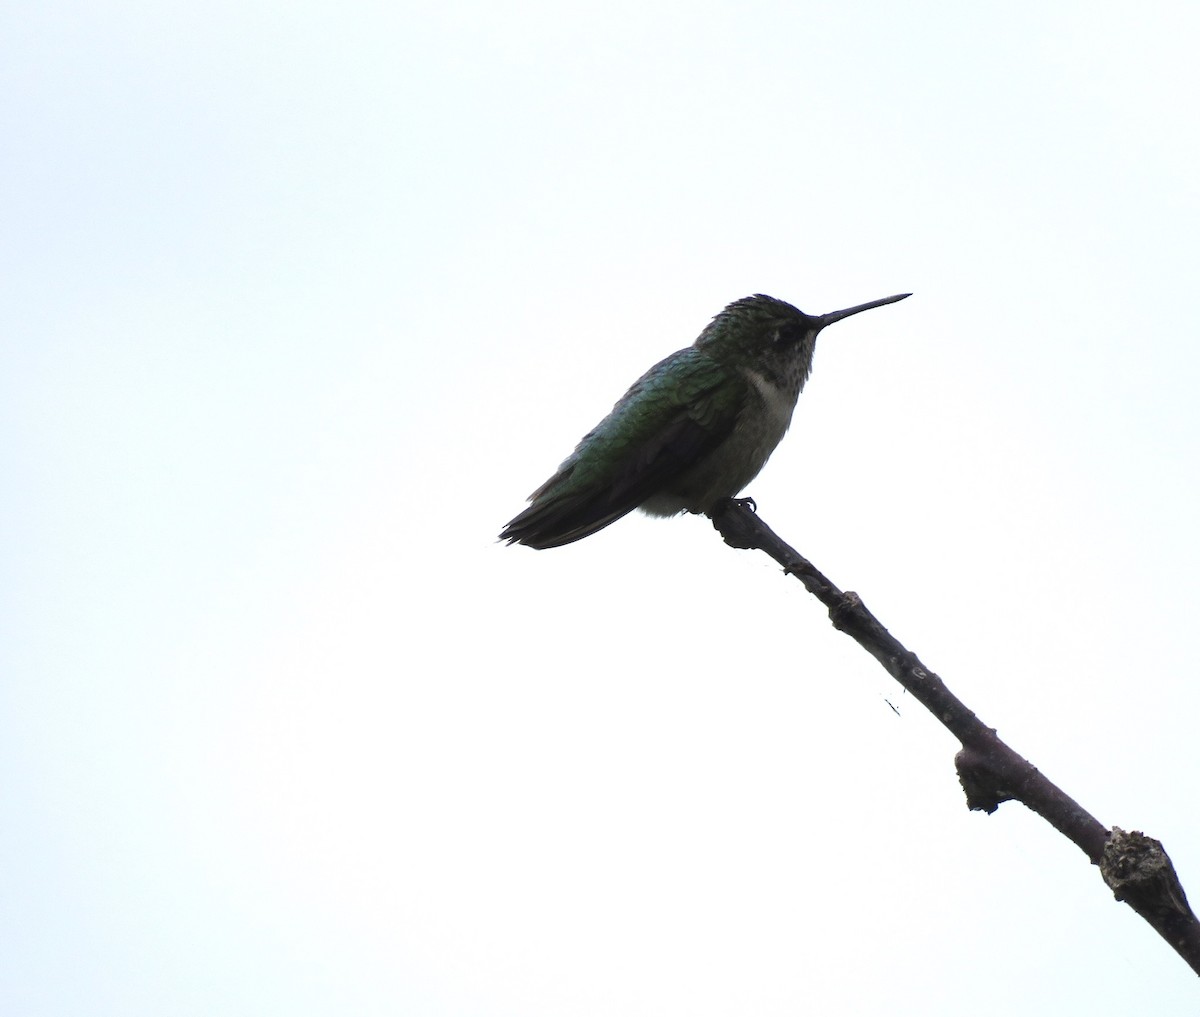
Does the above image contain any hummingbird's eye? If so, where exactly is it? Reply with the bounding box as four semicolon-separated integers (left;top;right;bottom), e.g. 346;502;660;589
772;324;802;346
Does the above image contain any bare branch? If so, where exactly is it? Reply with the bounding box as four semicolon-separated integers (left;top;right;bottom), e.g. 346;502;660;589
707;498;1200;976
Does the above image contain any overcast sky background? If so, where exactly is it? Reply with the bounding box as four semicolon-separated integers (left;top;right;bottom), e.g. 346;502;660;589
4;2;1200;1014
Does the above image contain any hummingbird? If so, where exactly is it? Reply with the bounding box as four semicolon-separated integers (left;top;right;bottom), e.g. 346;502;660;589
500;291;910;549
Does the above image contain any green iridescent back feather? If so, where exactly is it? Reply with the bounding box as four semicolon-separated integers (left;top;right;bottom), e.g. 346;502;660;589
500;348;744;548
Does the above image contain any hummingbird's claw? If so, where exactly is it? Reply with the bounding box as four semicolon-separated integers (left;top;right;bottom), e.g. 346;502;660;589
707;497;761;549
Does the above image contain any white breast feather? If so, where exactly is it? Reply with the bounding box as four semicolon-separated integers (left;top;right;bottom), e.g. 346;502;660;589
741;367;796;438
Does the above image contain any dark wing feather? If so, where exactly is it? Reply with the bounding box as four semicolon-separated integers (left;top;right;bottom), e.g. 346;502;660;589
500;350;741;549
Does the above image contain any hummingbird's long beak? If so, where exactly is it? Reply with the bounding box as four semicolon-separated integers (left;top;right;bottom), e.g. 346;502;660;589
817;292;911;329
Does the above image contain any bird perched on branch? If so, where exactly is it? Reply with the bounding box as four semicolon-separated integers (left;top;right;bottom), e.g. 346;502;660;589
501;290;910;549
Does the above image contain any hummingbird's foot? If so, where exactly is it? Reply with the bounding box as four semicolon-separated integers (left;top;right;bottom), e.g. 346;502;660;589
707;497;760;549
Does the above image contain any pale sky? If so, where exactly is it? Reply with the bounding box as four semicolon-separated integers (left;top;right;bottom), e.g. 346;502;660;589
4;2;1200;1014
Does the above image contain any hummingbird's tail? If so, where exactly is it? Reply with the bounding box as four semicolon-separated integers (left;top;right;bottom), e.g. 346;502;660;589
499;482;638;549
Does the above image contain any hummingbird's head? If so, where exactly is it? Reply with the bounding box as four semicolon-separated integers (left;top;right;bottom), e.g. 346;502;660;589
694;291;911;393
695;294;822;394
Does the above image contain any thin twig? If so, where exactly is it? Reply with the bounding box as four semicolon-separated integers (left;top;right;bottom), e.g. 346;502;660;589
708;498;1200;976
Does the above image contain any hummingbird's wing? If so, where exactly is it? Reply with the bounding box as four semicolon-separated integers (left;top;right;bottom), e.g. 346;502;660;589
500;349;743;548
